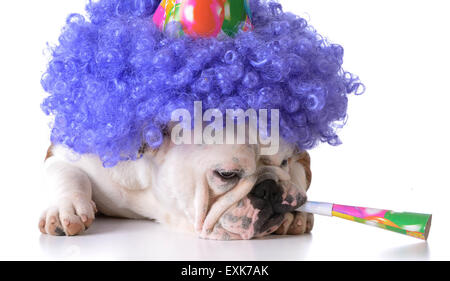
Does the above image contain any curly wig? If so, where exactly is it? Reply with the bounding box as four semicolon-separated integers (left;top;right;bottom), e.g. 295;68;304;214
41;0;364;167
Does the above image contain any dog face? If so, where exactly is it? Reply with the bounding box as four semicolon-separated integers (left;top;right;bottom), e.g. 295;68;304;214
152;139;310;240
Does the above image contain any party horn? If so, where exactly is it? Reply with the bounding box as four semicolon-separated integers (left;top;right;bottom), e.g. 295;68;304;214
297;201;432;240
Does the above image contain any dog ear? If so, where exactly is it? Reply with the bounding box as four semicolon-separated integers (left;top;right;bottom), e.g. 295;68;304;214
297;151;312;191
45;144;54;161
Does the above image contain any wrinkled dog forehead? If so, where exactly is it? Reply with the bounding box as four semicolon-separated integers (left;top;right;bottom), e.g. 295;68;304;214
200;140;295;169
196;143;258;172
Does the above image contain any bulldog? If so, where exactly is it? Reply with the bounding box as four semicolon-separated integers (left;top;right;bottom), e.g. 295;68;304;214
38;136;313;240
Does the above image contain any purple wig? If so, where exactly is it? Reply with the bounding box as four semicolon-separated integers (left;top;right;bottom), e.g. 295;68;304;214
41;0;364;167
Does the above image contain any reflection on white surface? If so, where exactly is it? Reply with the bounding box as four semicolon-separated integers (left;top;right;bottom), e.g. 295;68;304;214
381;243;430;260
38;217;314;261
28;216;433;261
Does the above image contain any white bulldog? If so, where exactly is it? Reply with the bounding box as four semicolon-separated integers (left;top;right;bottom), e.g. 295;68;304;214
39;136;313;240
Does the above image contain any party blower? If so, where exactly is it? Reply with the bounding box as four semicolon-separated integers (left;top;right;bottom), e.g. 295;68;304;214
297;201;432;240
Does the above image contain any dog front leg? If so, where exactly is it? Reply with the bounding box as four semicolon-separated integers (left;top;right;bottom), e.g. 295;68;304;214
38;157;97;236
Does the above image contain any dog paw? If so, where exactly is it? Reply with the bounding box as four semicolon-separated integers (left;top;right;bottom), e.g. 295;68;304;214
274;212;314;235
38;194;97;236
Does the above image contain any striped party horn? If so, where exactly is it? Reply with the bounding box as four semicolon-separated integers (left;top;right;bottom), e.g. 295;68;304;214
297;201;432;240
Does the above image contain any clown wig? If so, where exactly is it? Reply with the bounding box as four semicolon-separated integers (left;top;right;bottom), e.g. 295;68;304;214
41;0;364;167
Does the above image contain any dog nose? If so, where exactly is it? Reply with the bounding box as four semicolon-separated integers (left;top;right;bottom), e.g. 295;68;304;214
249;179;306;213
250;179;282;206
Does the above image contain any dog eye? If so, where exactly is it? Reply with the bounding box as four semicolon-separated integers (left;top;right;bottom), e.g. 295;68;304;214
215;170;240;180
281;159;288;167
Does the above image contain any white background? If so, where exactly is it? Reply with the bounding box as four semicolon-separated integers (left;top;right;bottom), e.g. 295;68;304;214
0;0;449;260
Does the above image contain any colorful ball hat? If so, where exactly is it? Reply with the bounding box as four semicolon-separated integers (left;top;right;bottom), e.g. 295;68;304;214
41;0;364;167
153;0;253;37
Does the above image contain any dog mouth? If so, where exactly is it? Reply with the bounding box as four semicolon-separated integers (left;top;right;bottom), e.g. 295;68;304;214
254;212;285;237
247;195;287;237
217;196;288;240
204;178;306;240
